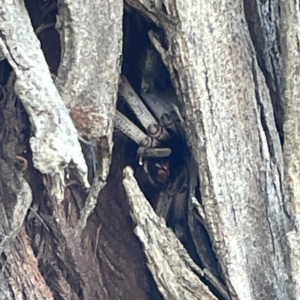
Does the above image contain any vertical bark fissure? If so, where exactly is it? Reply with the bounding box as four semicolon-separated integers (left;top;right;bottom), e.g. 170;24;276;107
243;0;283;143
252;59;275;158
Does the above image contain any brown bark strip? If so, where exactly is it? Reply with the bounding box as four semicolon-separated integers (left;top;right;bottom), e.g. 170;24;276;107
123;166;218;300
4;228;54;300
55;0;123;231
56;0;122;145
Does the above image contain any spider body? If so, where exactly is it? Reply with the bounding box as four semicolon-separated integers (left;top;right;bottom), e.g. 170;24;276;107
115;74;189;219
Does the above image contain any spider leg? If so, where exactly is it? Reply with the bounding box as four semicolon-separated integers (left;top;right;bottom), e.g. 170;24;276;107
141;90;181;129
114;110;155;148
137;147;171;158
114;111;172;159
118;75;170;141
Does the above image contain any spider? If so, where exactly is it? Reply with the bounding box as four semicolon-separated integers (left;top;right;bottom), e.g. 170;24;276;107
114;9;191;243
112;10;228;292
114;72;190;234
115;74;187;182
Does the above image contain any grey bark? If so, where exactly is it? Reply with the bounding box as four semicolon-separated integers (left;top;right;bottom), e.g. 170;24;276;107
0;0;89;200
281;0;300;298
125;0;290;299
0;0;297;299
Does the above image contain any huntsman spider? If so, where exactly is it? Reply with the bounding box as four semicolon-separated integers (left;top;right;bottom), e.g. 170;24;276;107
114;74;186;187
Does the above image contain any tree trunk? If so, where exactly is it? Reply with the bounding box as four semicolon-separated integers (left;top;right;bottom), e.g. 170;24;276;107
0;0;296;299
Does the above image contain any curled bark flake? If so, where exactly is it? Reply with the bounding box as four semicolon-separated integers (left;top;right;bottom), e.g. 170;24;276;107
0;1;89;201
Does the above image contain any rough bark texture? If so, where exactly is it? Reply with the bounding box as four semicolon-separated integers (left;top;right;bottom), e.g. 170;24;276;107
0;0;89;201
280;0;300;298
0;0;297;299
124;0;290;299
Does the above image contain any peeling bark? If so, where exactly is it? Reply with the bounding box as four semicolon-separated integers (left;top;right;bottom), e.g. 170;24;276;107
123;166;224;300
56;0;122;142
0;1;89;201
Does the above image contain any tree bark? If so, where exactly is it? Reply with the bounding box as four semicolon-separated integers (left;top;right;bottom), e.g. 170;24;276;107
0;0;296;299
281;0;300;298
